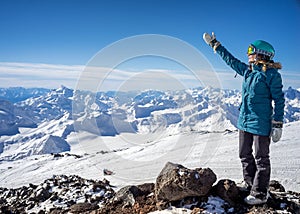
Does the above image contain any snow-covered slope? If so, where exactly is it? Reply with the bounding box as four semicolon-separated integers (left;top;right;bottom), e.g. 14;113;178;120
0;113;73;160
0;121;299;193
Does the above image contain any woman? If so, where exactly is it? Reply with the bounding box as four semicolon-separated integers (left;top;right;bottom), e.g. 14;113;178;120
203;32;285;205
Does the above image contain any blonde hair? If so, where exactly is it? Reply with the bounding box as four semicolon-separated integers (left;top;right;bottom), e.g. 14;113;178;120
254;60;282;71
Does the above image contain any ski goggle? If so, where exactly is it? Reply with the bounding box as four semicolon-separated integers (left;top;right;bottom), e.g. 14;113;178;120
247;45;256;55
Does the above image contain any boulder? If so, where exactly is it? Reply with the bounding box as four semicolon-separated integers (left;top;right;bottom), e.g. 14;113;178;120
214;179;239;206
112;185;141;207
99;184;156;213
155;162;217;201
269;180;285;192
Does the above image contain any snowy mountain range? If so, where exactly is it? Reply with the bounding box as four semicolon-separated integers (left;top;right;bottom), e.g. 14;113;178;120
0;87;50;103
0;86;300;161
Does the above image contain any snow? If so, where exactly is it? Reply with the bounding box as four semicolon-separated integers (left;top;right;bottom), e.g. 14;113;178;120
0;121;299;194
203;196;228;213
0;114;73;160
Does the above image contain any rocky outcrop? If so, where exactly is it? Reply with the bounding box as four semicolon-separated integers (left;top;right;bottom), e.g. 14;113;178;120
0;164;299;214
0;175;114;214
96;162;300;214
155;162;217;201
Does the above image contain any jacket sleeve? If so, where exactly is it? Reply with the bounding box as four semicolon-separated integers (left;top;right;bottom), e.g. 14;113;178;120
215;45;248;76
267;71;285;122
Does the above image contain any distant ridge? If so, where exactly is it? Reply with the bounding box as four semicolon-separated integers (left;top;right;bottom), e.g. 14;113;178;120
0;85;299;160
0;87;50;103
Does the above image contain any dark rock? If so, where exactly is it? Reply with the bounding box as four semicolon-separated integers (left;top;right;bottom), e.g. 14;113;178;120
49;207;69;214
103;168;114;175
112;185;141;207
70;202;98;213
155;162;217;201
214;179;240;206
52;153;64;158
37;209;46;214
97;182;157;213
26;202;35;210
102;178;110;186
269;180;286;192
137;183;155;196
92;181;107;191
73;154;82;159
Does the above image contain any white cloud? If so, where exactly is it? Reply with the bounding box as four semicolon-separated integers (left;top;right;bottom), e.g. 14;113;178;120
0;62;83;89
0;62;242;91
0;62;219;91
78;67;223;92
1;62;298;91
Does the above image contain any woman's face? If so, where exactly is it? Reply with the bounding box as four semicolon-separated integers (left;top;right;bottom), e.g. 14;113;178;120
248;53;257;63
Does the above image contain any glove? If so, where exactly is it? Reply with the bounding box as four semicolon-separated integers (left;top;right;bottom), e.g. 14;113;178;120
203;32;221;51
271;121;283;143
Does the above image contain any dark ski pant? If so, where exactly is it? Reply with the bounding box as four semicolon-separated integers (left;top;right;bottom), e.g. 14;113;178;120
239;130;270;198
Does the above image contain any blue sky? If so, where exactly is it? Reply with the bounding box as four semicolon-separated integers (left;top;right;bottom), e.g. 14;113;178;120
0;0;299;90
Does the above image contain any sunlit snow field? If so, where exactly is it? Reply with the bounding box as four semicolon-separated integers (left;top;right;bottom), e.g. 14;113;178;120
0;121;299;193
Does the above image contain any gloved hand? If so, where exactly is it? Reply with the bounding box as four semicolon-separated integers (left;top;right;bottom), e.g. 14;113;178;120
203;32;220;51
271;121;283;143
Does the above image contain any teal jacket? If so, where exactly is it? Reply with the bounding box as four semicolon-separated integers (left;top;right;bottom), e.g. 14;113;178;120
216;45;285;136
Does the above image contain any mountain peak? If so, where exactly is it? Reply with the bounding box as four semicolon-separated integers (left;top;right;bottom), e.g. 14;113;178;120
55;85;73;97
285;86;300;100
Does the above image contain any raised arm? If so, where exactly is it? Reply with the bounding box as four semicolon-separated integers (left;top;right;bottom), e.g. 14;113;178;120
203;32;248;76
